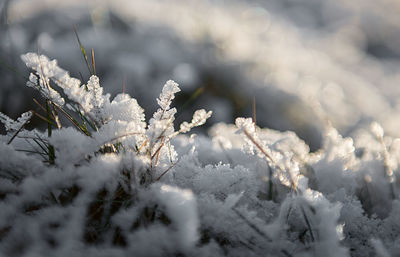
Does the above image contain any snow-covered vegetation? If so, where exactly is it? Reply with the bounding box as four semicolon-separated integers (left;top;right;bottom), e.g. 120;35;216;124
1;0;400;256
0;52;399;257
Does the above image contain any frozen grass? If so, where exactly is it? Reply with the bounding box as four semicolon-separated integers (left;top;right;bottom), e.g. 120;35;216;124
0;52;400;257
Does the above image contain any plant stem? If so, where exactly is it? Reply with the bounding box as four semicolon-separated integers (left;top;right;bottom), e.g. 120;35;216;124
46;101;55;164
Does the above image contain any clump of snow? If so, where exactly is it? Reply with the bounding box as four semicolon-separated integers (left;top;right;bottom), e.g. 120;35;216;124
154;184;198;250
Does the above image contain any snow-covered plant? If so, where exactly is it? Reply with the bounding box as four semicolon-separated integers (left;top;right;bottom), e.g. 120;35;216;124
15;53;212;176
0;52;213;256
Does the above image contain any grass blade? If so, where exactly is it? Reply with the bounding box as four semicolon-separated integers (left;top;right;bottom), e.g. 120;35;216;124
91;48;96;76
74;26;93;76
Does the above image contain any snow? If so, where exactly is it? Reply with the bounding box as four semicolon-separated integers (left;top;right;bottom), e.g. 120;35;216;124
154;184;199;250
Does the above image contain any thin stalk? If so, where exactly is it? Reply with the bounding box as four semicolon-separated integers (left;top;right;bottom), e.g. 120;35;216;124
242;128;296;190
51;103;62;129
52;103;91;136
243;129;273;162
24;138;48;163
91;48;96;75
151;140;165;165
33;98;48;113
232;207;272;242
32;138;49;155
7;116;31;145
46;101;55;164
50;76;100;129
74;26;93;76
299;204;315;242
70;104;97;131
32;110;56;126
155;158;180;181
136;140;147;154
252;96;257;132
176;87;204;118
268;166;274;201
15;149;48;158
122;76;126;94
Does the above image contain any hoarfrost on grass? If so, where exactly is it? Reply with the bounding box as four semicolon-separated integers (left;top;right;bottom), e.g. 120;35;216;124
1;52;400;257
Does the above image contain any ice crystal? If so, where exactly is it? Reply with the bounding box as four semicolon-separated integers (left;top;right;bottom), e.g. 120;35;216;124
0;111;32;133
156;80;180;111
179;109;212;133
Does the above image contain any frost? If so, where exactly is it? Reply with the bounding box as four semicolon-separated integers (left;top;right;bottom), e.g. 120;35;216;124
21;53;111;124
146;80;180;155
156;80;180;111
235;117;255;134
48;127;96;165
371;122;385;139
21;53;66;106
145;80;211;169
0;111;32;133
179;109;212;133
67;75;109;123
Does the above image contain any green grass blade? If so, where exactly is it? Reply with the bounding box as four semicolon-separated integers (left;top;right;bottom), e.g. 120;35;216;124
73;26;93;76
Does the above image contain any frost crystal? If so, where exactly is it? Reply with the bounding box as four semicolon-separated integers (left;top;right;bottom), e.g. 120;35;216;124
371;121;384;138
156;80;180;111
20;53;112;123
235;117;256;134
21;53;67;106
146;80;181;163
235;117;263;155
26;72;65;106
21;53;66;79
0;111;32;133
179;109;212;133
69;75;105;113
145;81;212;167
148;80;181;137
191;109;212;127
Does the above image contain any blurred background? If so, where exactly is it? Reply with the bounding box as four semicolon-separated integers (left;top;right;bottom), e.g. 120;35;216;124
2;0;400;151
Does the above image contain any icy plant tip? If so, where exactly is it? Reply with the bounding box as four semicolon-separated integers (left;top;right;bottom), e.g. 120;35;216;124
178;109;212;134
235;117;273;161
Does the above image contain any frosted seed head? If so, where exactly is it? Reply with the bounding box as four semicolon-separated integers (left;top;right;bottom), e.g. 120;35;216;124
157;80;181;110
180;122;191;133
192;109;212;126
235;117;255;133
370;122;384;138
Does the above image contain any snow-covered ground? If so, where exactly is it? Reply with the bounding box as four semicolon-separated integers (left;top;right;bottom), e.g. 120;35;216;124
1;0;400;256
